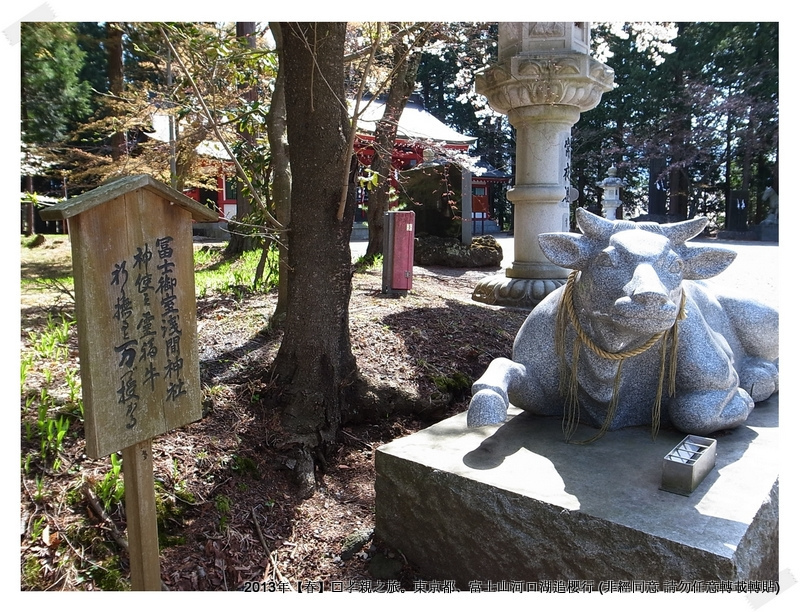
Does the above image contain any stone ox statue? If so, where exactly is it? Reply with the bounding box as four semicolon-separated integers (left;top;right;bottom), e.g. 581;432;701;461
468;208;778;441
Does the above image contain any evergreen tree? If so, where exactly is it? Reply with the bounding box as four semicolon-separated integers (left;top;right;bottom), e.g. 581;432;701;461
417;23;511;174
75;22;109;103
21;22;93;145
414;23;513;226
569;22;777;225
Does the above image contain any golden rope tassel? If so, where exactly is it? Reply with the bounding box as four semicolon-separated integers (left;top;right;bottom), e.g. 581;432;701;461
655;290;687;439
572;360;624;445
669;291;687;397
652;332;669;440
556;276;571;394
562;335;582;441
557;272;581;441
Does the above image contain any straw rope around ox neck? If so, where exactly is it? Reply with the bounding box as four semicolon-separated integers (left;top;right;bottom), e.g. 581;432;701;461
556;270;687;444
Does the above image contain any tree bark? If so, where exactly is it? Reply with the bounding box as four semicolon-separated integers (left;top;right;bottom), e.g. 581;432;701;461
724;103;733;203
107;23;125;161
773;131;779;195
274;22;357;495
667;22;691;220
267;23;291;324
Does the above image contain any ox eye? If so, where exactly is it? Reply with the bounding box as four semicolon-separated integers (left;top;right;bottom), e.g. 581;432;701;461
667;258;683;274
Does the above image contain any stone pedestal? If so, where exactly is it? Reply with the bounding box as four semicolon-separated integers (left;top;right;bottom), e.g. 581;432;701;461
756;223;779;242
472;23;614;308
375;396;778;588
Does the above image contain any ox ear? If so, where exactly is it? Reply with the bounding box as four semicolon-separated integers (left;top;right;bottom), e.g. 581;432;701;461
661;217;708;245
679;245;737;280
538;232;593;270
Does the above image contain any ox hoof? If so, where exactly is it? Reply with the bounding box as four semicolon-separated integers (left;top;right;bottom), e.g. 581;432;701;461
740;360;779;402
467;389;508;427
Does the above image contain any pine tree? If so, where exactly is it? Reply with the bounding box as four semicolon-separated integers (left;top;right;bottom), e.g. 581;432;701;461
21;22;93;145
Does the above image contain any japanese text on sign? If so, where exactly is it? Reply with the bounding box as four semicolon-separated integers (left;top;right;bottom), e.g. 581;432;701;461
110;236;186;430
562;136;572;203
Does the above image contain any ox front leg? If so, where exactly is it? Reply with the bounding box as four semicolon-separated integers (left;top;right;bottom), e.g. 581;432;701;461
467;358;527;427
669;387;755;435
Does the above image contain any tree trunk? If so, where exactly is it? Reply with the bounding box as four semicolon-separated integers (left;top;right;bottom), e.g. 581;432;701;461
667;22;691;220
225;22;261;257
365;30;426;258
24;175;34;236
274;22;356;496
773;131;779;195
267;23;291;324
107;23;124;161
741;106;756;223
724;105;733;203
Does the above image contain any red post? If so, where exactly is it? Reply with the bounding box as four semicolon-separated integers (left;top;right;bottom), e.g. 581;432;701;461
382;211;415;294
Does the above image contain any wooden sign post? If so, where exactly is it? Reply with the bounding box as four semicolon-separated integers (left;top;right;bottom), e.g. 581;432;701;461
41;175;219;590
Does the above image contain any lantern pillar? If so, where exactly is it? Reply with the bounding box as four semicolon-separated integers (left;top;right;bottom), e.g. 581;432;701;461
473;23;614;307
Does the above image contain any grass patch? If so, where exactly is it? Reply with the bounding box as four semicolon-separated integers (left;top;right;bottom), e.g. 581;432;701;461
432;371;472;396
194;245;279;298
27;313;74;360
230;453;260;478
354;252;383;273
214;494;233;531
95;453;125;512
21;555;45;590
87;563;129;591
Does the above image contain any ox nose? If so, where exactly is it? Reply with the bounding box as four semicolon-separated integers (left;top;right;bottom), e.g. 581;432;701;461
625;264;669;307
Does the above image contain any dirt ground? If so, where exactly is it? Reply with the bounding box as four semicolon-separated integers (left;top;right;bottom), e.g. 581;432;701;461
20;235;527;591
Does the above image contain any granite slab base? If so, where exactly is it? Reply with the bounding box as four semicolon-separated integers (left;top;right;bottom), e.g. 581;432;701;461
374;395;778;588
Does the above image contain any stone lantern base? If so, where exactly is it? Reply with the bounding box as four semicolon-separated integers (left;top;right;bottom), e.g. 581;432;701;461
472;275;566;309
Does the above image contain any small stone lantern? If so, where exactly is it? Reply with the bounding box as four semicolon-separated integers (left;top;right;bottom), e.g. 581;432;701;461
597;166;625;220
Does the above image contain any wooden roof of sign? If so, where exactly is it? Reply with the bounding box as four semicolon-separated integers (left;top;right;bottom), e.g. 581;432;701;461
39;174;219;223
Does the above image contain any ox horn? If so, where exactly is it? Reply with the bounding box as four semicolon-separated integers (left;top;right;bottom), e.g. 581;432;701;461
660;217;708;246
575;207;615;240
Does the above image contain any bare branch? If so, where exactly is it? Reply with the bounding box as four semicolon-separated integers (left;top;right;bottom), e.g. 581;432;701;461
343;23;429;63
336;23;434;221
159;25;283;231
336;24;382;221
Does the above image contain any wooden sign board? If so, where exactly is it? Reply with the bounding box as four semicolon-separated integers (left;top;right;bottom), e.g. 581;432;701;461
41;175;218;458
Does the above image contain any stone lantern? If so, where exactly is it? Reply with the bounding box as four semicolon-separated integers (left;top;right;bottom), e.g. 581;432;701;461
472;22;614;308
597;165;625;220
